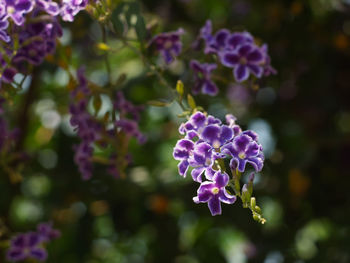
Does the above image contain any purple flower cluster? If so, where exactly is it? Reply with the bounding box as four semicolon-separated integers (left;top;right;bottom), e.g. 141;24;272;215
0;0;88;43
173;111;264;215
69;69;146;179
12;14;63;66
6;222;60;262
70;67;101;180
198;20;276;83
114;91;146;145
0;0;89;87
150;28;184;64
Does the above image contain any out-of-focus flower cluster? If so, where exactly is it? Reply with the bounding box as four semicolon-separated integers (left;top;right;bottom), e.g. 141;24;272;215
6;222;60;262
149;20;276;97
0;0;89;87
198;20;276;83
69;68;146;180
173;111;264;216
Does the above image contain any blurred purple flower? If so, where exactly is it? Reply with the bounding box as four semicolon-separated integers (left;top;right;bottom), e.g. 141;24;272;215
150;28;184;64
190;60;218;96
220;44;265;82
37;222;61;242
7;232;47;262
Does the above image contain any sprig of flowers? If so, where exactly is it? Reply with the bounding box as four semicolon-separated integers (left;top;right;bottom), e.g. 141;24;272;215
173;111;266;223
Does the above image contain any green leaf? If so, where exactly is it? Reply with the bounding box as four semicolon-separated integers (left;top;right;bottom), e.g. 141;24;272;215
111;2;126;34
135;15;147;41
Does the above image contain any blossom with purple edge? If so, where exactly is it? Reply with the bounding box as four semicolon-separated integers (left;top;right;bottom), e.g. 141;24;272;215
193;171;236;216
1;0;34;26
6;232;47;262
173;139;194;177
60;0;89;22
190;60;218;96
178;111;221;139
222;131;264;172
0;16;10;42
200;124;233;149
188;142;217;182
36;0;60;16
219;43;265;82
150;28;184;64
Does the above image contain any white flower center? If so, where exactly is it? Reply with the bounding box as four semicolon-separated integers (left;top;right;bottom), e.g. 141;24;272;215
7;6;15;14
211;187;219;194
212;140;221;149
238;152;246;159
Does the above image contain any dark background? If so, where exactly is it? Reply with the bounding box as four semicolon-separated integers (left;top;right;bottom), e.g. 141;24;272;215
1;0;350;262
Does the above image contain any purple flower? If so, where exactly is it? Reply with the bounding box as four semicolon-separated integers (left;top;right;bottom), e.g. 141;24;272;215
188;142;216;182
2;0;34;26
73;142;93;180
114;91;144;121
220;44;265;82
150;28;184;64
60;0;89;22
190;60;218;96
12;16;63;66
36;0;59;16
1;66;17;83
0;16;10;42
37;222;61;242
200;124;233;149
6;232;47;262
193;171;236;216
173;139;194;177
116;119;146;144
205;28;230;53
225;31;254;51
222;132;264;172
173;112;266;216
178;111;221;139
70;68;100;180
225;114;242;136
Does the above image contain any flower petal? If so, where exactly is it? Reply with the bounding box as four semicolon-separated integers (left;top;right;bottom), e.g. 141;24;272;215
248;64;263;78
30;248;48;261
191;167;205;182
208;196;221;216
220;52;239;67
234;65;249;82
219;190;236;204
